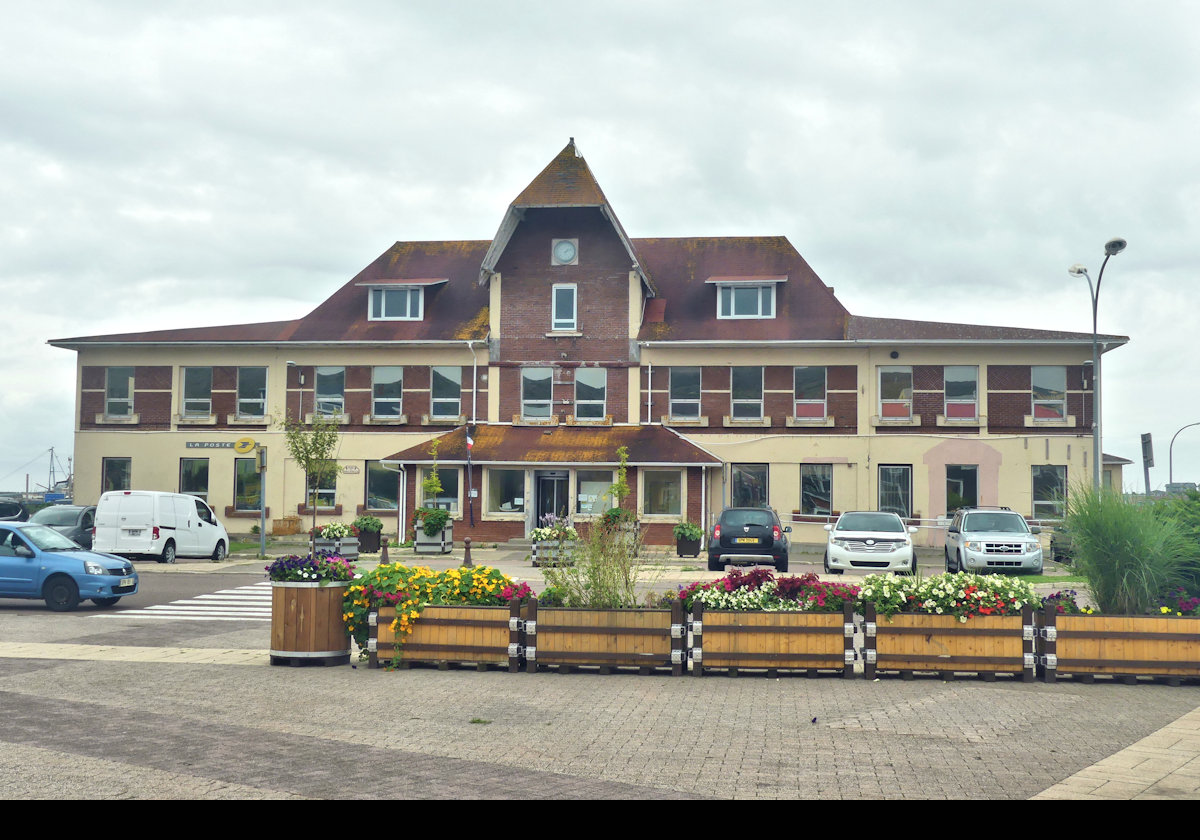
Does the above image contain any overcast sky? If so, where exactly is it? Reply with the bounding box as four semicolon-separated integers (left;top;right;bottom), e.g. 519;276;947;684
2;1;1197;495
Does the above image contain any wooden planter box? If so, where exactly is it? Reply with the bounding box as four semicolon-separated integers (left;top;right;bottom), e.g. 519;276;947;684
272;515;302;535
675;537;701;558
531;540;575;566
862;603;1035;680
525;600;685;675
691;602;854;677
1038;609;1200;683
368;601;521;671
414;523;453;555
270;581;351;666
313;537;359;560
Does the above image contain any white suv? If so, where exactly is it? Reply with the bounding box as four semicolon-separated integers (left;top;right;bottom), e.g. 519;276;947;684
944;507;1043;575
823;511;917;576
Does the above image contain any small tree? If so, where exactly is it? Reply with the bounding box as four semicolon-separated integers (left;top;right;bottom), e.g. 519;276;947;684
412;438;451;539
280;413;342;555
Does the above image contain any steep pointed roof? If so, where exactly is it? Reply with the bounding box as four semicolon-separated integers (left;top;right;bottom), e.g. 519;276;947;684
479;139;654;294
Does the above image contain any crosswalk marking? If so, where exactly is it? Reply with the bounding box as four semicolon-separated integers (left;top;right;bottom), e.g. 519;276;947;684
94;581;276;622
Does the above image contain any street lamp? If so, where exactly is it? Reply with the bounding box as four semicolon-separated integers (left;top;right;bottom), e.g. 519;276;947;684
1068;236;1127;491
1169;422;1200;486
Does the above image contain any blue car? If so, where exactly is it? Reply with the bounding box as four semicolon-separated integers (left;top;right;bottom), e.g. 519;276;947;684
0;521;138;611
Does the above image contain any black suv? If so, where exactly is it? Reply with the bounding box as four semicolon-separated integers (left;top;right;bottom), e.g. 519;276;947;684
0;499;28;522
708;507;791;573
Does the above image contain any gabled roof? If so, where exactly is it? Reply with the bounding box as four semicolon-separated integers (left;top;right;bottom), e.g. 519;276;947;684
478;139;653;294
383;425;721;466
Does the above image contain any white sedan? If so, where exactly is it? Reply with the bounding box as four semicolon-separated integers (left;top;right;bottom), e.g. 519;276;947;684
823;511;918;576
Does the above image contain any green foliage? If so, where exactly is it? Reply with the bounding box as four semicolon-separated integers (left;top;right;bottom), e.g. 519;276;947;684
413;507;450;537
673;521;704;541
1067;486;1197;615
421;438;444;499
606;445;631;509
540;517;651;608
279;413;342;552
352;514;383;533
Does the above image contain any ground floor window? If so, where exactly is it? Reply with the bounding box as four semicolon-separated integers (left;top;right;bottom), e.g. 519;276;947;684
487;469;525;514
731;463;768;507
308;471;337;510
234;458;261;511
102;458;131;493
800;464;832;515
946;465;978;514
576;469;613;514
1032;465;1067;519
642;470;682;516
879;465;912;519
365;461;399;510
422;467;459;512
179;458;209;502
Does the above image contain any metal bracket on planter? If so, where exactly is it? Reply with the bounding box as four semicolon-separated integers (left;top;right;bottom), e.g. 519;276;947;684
524;620;537;636
509;617;522;632
863;648;877;664
843;622;855;637
690;620;703;634
507;643;521;658
1023;653;1036;669
844;649;857;664
1041;626;1058;642
367;638;377;653
670;649;684;664
368;612;378;627
670;623;685;639
525;645;536;661
1022;624;1035;641
692;648;702;663
1039;654;1058;670
864;622;876;637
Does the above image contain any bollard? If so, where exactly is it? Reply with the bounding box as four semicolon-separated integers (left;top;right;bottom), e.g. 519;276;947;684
463;536;473;567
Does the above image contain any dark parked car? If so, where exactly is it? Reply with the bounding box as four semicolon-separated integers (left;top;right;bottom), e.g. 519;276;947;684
707;507;791;573
0;499;29;521
28;505;97;549
1050;526;1073;564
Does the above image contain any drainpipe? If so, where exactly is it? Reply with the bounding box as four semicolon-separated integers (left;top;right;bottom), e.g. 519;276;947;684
702;466;708;547
646;363;652;424
466;340;479;425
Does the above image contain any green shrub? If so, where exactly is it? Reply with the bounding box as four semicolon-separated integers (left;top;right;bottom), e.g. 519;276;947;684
540;516;650;608
673;521;704;541
1067;487;1196;615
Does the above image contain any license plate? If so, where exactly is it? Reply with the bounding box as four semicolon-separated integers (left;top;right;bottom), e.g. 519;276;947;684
126;529;143;537
735;537;758;544
119;577;135;587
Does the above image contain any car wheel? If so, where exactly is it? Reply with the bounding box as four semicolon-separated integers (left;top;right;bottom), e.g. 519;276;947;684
775;558;789;573
945;548;953;574
708;557;723;573
91;597;120;607
44;576;80;612
909;553;918;576
956;551;965;574
159;540;176;565
212;541;227;563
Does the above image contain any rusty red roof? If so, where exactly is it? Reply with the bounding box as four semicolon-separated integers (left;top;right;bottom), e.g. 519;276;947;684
384;425;721;466
512;139;608;208
846;315;1127;344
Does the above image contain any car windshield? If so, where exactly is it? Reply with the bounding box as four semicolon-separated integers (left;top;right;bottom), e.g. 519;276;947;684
963;512;1029;533
836;513;904;533
720;510;774;529
18;524;81;550
30;508;80;526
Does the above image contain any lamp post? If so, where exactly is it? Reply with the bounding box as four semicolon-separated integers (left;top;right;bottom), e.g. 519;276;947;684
1068;237;1126;491
1169;422;1200;486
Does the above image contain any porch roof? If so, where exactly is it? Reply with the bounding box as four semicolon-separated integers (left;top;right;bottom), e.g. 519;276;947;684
383;425;721;467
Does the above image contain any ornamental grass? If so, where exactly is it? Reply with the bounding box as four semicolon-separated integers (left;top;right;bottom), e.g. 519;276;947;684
343;563;533;652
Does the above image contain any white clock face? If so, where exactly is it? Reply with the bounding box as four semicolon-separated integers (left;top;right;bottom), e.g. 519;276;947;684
552;239;577;265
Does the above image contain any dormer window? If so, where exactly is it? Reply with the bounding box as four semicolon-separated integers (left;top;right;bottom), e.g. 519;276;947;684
369;287;422;320
707;276;786;320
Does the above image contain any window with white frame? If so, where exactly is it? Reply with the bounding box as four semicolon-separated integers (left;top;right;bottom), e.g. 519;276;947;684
731;367;763;420
717;284;775;319
944;366;978;420
879;465;912;518
181;368;212;416
879;366;913;419
669;367;701;419
105;367;134;417
1032;366;1067;420
731;463;768;508
369;287;422;320
1032;465;1067;519
237;367;267;418
800;464;832;515
552;284;577;331
315;366;345;416
372;366;403;417
102;458;131;492
487;468;525;514
365;461;399;510
309;471;336;510
793;366;827;418
522;367;553;419
422;467;459;512
576;469;613;514
430;366;461;418
574;368;606;419
642;470;682;516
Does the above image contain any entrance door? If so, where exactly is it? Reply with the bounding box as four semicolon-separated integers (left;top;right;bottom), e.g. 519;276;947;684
535;470;570;523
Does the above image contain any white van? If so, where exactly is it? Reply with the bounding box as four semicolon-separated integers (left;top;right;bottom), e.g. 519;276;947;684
93;491;229;563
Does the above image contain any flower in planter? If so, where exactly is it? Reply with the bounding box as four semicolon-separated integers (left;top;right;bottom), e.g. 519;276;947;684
351;515;384;534
677;569;859;613
531;513;578;544
311;522;359;540
859;572;1038;622
265;553;356;583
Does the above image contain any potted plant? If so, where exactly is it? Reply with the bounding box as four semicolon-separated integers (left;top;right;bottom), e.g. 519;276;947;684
531;513;578;566
673;521;704;557
266;552;355;666
312;521;360;560
412;439;454;555
352;514;384;553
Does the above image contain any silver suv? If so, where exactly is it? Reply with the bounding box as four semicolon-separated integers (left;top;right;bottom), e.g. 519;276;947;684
944;507;1043;575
